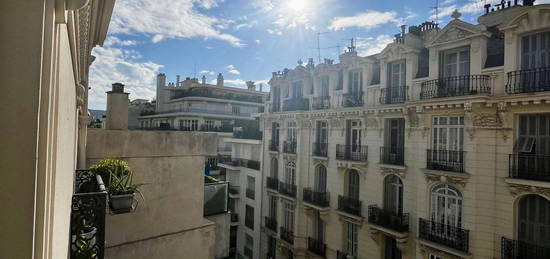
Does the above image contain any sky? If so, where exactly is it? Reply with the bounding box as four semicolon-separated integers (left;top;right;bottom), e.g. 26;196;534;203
88;0;550;109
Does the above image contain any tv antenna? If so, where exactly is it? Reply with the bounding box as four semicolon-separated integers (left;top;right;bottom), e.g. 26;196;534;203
315;31;330;63
432;0;440;26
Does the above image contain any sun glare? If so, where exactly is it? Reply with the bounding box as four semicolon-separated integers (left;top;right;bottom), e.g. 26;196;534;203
288;0;308;12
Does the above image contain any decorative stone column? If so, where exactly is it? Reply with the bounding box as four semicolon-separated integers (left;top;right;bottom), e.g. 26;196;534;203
77;114;91;169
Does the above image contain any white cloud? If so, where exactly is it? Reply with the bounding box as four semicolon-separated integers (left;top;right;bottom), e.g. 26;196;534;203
225;64;241;75
328;10;401;30
355;35;394;56
200;70;216;75
267;29;283;35
109;0;244;47
250;0;274;11
255;39;261;44
234;23;253;30
104;36;137;46
88;45;163;109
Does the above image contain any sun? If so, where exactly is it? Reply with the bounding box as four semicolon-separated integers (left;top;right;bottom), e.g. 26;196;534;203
287;0;308;12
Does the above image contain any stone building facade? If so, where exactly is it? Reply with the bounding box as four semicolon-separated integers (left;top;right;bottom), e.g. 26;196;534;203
260;4;550;259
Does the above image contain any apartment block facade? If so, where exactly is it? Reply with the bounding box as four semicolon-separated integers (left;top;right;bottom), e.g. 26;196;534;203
260;4;550;259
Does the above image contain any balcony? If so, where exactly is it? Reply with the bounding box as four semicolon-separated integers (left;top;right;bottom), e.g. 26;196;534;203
509;154;550;182
303;188;330;208
420;75;490;99
246;188;255;200
426;149;465;173
279;182;297;198
283;98;310;112
244;246;253;259
380;86;407;104
338;195;362;217
265;216;278;232
501;237;550;259
231;213;239;223
336;144;368;162
367;205;409;233
269;140;279;152
307;237;327;257
280;227;294;244
418;218;469;253
229;185;240;195
380;146;405;166
283;140;297;154
312;142;328;157
266;177;279;191
219;156;261;170
70;170;106;259
336;251;354;259
312;96;330;110
506;66;550;94
342;92;363;107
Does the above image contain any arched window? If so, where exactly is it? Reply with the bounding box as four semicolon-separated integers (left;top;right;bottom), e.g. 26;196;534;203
518;195;550;247
346;169;360;199
270;157;278;179
285;161;296;185
431;184;463;227
384;175;403;214
315;164;327;192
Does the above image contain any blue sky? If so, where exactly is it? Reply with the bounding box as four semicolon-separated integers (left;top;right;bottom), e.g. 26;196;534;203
87;0;548;109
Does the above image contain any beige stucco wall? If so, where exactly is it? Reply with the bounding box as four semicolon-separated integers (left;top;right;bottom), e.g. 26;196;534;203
207;212;232;258
87;129;219;259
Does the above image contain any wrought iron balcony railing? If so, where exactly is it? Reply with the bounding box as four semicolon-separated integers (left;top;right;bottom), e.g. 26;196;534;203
312;96;331;110
506;66;550;94
70;170;107;259
231;213;239;222
266;177;279;191
501;237;550;259
280;227;294;244
336;144;368;162
283;140;297;154
420;75;491;99
336;250;355;259
279;182;297;198
265;216;278;232
229;185;240;195
342;92;364;107
367;205;409;232
308;237;327;257
418;218;469;253
427;149;465;173
338;195;362;217
246;188;255;200
509;154;550;182
283;98;310;112
303;188;330;207
269;140;279;152
218;156;261;170
380;86;407;104
380;146;405;166
312;142;328;157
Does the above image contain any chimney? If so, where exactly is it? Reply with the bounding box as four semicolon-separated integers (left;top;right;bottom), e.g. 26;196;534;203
176;75;180;86
217;73;224;87
246;81;256;91
202;75;206;84
106;82;129;130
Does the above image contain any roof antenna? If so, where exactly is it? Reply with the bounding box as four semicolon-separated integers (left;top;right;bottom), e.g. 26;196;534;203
315;32;330;63
432;0;440;26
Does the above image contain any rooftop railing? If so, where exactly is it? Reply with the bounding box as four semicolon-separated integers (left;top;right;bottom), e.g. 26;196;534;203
418;218;469;253
420;75;490;99
506;66;550;94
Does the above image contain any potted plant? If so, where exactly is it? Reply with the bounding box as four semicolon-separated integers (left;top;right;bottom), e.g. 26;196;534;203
89;159;143;214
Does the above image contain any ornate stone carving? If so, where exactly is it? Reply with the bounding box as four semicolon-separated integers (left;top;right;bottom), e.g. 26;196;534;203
425;172;469;187
369;228;381;244
507;183;550;198
366;117;378;128
472;113;502;128
380;166;406;179
419;243;460;259
433;26;474;44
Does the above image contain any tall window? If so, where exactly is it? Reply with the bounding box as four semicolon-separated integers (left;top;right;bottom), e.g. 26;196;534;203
521;31;550;69
384;175;403;214
285;161;296;185
431;184;463;228
283;201;295;231
348;70;363;93
313;212;325;243
315;165;327;193
346;169;360;199
291;81;303;98
287;122;297;143
345;222;358;256
183;119;199;131
346;120;362;157
432;116;464;151
320;76;330;97
371;62;381;85
245;205;254;230
384;236;402;259
269;196;277;219
441;47;470;78
270;157;278;178
337;69;344;90
384;118;405;164
272;122;280;145
388;61;406;88
247;176;255;200
517;195;550;247
517;114;550;155
316;121;328;144
232;106;241;115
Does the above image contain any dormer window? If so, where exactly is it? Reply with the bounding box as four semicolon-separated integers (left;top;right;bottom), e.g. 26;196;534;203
348;70;362;93
371;62;381;85
441;47;470;78
521;31;550;69
291;81;303;98
485;33;504;68
416;48;429;78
